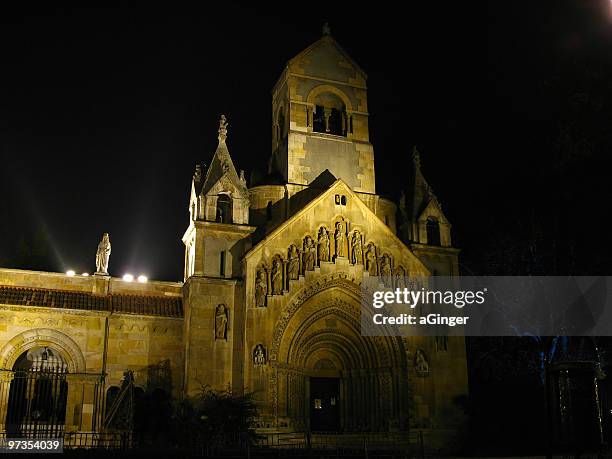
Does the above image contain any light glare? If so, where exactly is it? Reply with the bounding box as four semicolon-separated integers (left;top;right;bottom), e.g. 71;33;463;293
122;274;134;282
66;270;75;277
82;273;89;277
137;275;148;283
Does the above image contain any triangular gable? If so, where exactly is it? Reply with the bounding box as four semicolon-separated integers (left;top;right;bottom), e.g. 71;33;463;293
207;173;245;198
245;179;429;274
288;36;367;85
417;198;449;225
200;140;247;198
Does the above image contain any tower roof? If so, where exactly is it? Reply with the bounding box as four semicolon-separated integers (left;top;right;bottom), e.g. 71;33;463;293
284;26;367;84
199;115;247;197
406;146;443;221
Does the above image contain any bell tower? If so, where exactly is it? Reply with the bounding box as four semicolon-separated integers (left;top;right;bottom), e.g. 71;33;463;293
269;25;376;193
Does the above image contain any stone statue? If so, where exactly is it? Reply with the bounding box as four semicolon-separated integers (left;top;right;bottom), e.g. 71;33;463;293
218;114;229;140
365;243;377;276
254;344;266;365
95;233;111;275
255;269;267;307
303;236;316;272
395;266;407;289
415;349;429;374
317;227;330;262
334;222;346;258
380;254;392;287
287;245;300;280
351;231;363;264
215;304;228;340
271;258;283;295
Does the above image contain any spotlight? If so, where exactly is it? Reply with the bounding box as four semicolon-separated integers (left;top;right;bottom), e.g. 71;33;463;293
66;270;75;277
82;273;89;277
137;275;148;283
122;274;134;282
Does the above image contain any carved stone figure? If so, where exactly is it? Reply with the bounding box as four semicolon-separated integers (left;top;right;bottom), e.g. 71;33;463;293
271;258;283;295
303;236;316;272
351;231;363;264
334;222;346;257
254;344;266;365
218;114;229;140
287;245;300;280
317;227;330;262
415;349;429;374
255;269;267;307
95;233;111;275
365;243;377;276
395;266;407;289
215;304;228;340
380;254;392;287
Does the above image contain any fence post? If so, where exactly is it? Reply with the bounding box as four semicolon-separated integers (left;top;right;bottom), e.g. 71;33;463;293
306;431;311;450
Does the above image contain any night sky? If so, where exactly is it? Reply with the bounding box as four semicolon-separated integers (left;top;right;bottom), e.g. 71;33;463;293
1;2;610;281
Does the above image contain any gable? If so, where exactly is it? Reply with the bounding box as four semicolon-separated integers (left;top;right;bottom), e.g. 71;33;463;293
418;198;449;224
288;36;366;86
200;141;247;199
245;179;429;276
207;173;245;198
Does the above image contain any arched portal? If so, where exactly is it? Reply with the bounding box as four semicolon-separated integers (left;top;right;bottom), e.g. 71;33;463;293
4;347;68;438
268;278;410;432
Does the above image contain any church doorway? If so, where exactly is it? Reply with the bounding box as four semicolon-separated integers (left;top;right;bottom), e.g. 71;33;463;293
309;377;340;432
4;347;68;438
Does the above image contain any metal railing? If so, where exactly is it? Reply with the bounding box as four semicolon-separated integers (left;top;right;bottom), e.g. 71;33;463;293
63;431;133;449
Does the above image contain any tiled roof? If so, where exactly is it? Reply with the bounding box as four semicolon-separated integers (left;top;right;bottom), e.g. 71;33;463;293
0;286;183;318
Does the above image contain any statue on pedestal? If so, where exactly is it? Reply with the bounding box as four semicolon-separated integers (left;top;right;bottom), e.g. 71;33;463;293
317;227;330;262
334;222;346;258
271;258;283;295
287;245;300;280
95;233;111;275
215;304;228;340
255;270;267;307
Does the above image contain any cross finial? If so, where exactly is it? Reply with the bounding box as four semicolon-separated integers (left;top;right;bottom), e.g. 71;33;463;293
412;146;421;169
218;114;229;141
322;22;331;36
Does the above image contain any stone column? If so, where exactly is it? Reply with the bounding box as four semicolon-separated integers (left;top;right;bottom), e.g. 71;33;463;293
324;108;331;133
0;371;15;431
65;374;101;432
65;375;83;432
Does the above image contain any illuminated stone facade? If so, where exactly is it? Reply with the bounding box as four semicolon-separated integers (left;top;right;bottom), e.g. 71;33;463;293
0;31;468;442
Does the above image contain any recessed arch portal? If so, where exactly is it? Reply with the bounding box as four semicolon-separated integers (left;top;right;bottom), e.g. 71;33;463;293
268;276;410;432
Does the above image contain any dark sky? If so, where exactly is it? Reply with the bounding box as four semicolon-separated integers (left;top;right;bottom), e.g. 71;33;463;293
1;2;610;280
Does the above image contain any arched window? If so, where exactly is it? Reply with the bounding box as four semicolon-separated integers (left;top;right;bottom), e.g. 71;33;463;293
426;217;441;246
313;105;326;133
328;108;344;136
312;92;347;137
216;194;232;224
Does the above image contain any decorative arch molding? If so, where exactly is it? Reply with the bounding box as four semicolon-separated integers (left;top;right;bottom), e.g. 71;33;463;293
269;273;366;363
306;84;353;111
0;328;86;373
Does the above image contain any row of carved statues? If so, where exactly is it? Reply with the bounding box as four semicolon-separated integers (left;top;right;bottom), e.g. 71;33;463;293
255;222;413;308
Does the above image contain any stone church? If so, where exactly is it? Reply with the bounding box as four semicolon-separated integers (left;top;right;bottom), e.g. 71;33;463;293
0;29;468;444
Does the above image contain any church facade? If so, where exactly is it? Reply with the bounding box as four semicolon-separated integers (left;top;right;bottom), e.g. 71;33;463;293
0;31;468;443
